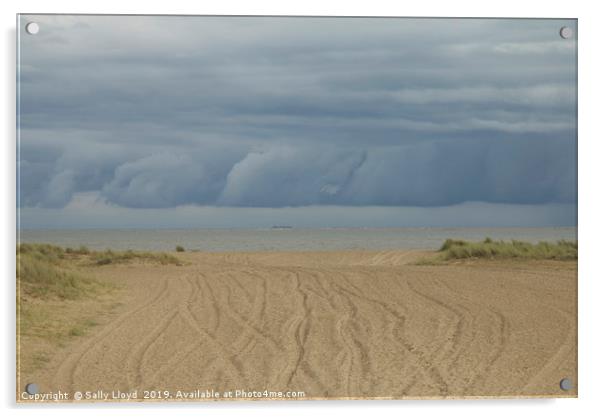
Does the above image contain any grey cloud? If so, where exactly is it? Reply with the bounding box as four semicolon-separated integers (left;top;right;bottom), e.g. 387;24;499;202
17;15;577;220
41;170;75;208
87;137;572;209
102;153;222;208
19;140;138;208
389;84;574;106
343;137;575;206
218;147;367;207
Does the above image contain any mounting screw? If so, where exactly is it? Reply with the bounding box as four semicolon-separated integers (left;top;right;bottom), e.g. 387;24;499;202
559;378;573;391
25;383;39;395
25;22;40;35
559;26;573;39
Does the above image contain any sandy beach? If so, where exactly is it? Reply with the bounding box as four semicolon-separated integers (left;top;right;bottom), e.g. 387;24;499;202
18;250;577;401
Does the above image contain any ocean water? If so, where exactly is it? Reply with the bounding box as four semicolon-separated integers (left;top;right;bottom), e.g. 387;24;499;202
18;227;577;252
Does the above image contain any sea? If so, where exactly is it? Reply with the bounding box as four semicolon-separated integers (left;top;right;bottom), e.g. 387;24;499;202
18;227;577;252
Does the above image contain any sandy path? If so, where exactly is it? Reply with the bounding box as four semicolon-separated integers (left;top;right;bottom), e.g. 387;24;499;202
22;251;577;400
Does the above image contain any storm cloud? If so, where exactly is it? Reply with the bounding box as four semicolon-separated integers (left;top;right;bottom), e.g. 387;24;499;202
17;16;577;226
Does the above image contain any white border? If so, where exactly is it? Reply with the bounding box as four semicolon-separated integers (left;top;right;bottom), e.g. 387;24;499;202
2;1;601;416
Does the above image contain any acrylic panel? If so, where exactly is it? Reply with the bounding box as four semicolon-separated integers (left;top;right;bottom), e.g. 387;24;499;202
16;15;577;402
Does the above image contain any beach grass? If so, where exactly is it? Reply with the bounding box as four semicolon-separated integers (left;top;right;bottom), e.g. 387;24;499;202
17;243;119;370
91;249;183;266
16;243;182;372
17;243;182;351
18;243;183;269
416;238;577;264
17;243;101;300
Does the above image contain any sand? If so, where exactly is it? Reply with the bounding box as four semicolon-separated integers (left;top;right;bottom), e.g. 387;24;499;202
18;250;577;401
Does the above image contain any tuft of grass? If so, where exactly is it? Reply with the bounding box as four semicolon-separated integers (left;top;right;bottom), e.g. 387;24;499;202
415;238;577;265
91;249;182;266
17;243;99;300
436;238;577;261
31;352;50;368
17;242;183;297
18;242;183;270
18;243;65;263
65;245;90;255
439;239;468;251
68;326;85;337
175;245;185;252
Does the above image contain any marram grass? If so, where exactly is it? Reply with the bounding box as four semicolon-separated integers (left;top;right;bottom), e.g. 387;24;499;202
417;238;577;264
17;243;99;300
91;249;183;266
17;243;183;299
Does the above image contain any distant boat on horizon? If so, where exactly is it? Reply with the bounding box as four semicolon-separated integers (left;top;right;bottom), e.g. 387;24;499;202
271;225;293;229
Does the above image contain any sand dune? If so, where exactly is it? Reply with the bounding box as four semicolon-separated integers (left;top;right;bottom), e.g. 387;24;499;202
20;250;577;401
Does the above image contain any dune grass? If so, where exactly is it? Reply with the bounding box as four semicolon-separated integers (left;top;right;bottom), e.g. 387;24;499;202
17;242;182;348
17;243;101;300
17;243;182;374
91;249;183;266
16;243;182;372
18;244;183;295
19;242;183;267
65;245;90;255
416;238;577;264
17;243;119;372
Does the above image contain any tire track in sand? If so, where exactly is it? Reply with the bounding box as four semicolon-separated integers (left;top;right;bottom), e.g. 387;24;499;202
432;277;509;395
330;270;423;395
145;273;250;389
278;269;329;394
212;271;283;355
285;271;311;387
124;308;179;390
325;272;370;396
402;277;463;395
328;269;430;396
287;269;352;395
520;303;574;393
52;276;170;393
32;251;574;400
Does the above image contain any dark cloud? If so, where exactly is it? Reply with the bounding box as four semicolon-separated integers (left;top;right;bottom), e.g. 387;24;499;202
219;147;367;207
101;150;241;208
18;16;577;224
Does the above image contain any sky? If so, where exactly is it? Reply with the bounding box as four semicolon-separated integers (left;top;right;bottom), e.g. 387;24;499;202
17;16;577;229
